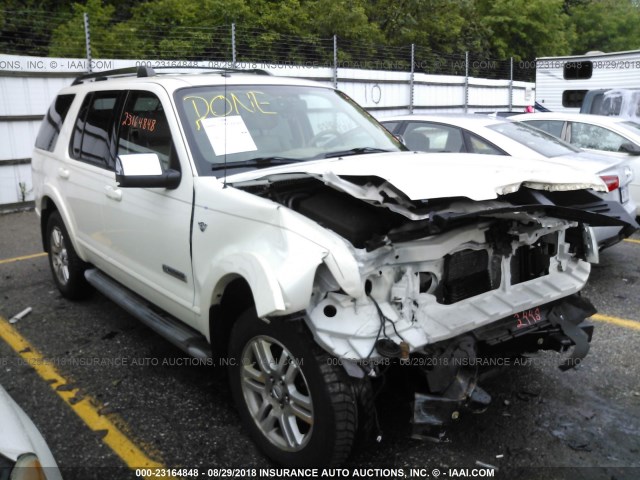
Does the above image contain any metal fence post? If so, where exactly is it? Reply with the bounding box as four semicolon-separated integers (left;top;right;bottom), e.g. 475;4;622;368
333;35;338;88
509;57;514;111
83;13;92;72
464;51;469;113
231;23;237;67
410;44;415;114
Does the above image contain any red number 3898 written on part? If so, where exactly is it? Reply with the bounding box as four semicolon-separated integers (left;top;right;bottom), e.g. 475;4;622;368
513;307;542;329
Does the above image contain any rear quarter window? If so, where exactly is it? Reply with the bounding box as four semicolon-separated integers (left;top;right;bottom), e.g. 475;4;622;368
34;94;75;152
523;120;565;138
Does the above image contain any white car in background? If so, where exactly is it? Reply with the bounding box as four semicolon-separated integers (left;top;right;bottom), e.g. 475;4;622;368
380;114;637;250
0;384;62;480
511;112;640;215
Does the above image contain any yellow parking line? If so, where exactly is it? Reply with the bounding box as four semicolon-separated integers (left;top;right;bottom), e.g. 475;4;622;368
0;252;47;265
592;313;640;331
623;238;640;245
0;316;174;479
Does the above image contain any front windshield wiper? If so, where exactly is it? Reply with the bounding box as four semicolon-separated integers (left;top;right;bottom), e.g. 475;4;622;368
211;156;301;171
323;147;393;159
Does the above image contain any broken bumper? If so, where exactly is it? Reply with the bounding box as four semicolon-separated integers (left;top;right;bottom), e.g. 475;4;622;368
410;294;596;438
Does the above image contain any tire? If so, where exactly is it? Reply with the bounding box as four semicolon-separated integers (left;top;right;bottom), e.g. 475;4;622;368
352;376;378;448
228;309;357;467
46;211;91;299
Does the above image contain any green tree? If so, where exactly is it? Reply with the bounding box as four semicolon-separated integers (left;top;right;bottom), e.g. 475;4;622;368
234;0;315;64
367;0;472;51
49;0;123;57
476;0;574;61
365;0;492;73
0;0;72;56
122;0;251;60
303;0;382;42
567;0;640;53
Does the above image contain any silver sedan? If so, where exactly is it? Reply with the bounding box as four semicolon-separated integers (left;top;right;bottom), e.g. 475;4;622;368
511;112;640;215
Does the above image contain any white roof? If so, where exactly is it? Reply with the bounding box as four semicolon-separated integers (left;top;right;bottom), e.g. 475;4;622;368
510;112;636;126
380;113;508;128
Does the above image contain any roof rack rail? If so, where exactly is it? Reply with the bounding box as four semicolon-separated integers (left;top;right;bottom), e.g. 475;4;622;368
70;65;272;86
145;65;272;76
218;67;272;76
71;66;156;85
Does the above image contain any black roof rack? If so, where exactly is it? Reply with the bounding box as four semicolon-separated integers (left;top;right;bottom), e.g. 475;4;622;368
71;65;271;85
203;67;272;76
72;66;155;85
143;66;272;76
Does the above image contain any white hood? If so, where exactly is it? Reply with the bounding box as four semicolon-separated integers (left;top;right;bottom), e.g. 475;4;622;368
226;152;607;201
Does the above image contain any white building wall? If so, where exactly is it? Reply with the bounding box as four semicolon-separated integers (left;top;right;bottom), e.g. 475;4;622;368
0;163;32;205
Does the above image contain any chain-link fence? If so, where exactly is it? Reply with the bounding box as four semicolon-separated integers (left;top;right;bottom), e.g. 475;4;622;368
0;9;536;82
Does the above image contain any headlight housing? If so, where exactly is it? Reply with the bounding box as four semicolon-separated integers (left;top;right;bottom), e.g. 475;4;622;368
10;453;46;480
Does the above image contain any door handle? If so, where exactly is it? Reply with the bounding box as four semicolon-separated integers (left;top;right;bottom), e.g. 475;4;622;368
57;167;70;179
104;185;122;201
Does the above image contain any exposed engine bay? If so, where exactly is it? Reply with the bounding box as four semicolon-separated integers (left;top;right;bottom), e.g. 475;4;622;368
236;172;636;438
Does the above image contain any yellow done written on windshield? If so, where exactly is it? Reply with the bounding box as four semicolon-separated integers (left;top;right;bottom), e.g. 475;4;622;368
184;91;277;130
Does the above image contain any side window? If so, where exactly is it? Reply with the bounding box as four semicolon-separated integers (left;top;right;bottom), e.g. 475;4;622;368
35;94;75;152
466;132;504;155
71;91;123;169
117;91;177;171
562;90;587;108
404;123;464;152
589;93;605;114
568;122;629;152
563;61;592;80
600;94;623;116
523;120;565;138
381;121;400;134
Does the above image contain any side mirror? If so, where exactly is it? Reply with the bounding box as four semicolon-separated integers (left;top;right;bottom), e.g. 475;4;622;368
115;154;181;189
619;142;640;156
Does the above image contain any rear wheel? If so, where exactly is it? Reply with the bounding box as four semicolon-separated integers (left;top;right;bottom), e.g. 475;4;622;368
46;211;91;299
228;309;357;466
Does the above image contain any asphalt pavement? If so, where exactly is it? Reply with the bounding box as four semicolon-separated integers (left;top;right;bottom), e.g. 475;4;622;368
0;210;639;480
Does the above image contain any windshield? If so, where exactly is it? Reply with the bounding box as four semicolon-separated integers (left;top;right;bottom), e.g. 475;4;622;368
174;84;404;176
487;121;581;158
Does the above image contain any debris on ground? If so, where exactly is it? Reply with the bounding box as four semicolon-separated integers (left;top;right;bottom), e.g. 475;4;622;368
475;460;498;470
9;306;32;324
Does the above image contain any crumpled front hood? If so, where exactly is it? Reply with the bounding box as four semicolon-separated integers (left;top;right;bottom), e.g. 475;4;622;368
226;152;607;201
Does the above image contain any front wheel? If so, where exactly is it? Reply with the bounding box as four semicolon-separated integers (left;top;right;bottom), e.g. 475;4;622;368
228;310;357;466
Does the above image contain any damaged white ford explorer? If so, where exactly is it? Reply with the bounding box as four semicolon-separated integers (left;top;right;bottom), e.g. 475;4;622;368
32;68;637;467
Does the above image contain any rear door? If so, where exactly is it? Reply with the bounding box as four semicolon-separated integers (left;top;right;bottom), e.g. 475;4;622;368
61;90;125;260
566;121;631;152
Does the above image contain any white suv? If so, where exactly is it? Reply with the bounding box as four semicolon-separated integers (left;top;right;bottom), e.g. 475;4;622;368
31;67;635;467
